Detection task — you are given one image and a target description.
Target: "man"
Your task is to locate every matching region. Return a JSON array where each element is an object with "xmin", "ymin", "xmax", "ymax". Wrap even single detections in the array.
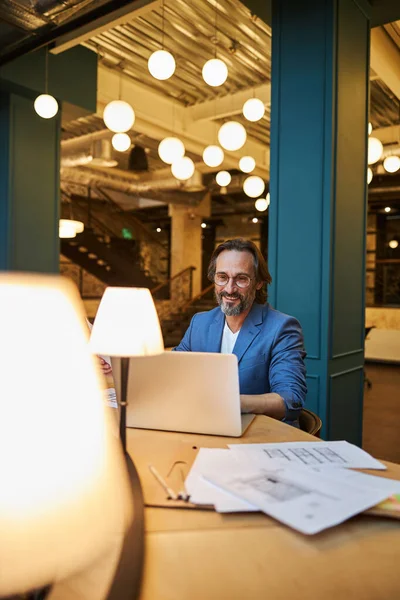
[{"xmin": 174, "ymin": 238, "xmax": 307, "ymax": 426}]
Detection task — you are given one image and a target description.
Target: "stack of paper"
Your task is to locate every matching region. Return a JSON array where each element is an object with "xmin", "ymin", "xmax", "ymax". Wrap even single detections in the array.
[{"xmin": 185, "ymin": 442, "xmax": 400, "ymax": 535}]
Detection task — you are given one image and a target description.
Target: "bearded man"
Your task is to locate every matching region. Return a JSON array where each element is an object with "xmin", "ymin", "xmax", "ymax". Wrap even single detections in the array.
[{"xmin": 173, "ymin": 238, "xmax": 307, "ymax": 426}]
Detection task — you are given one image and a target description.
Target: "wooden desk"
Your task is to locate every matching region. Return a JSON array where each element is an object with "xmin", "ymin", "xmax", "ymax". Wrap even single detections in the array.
[{"xmin": 51, "ymin": 416, "xmax": 400, "ymax": 600}]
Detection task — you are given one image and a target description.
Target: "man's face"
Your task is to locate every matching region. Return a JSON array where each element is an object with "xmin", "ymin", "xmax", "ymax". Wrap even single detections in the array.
[{"xmin": 214, "ymin": 250, "xmax": 263, "ymax": 316}]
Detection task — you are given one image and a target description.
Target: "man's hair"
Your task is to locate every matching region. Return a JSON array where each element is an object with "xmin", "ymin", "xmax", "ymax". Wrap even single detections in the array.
[{"xmin": 207, "ymin": 238, "xmax": 272, "ymax": 304}]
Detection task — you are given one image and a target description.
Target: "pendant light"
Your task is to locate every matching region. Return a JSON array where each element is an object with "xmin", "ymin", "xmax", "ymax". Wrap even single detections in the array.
[
  {"xmin": 243, "ymin": 175, "xmax": 265, "ymax": 198},
  {"xmin": 59, "ymin": 219, "xmax": 84, "ymax": 239},
  {"xmin": 158, "ymin": 137, "xmax": 185, "ymax": 164},
  {"xmin": 218, "ymin": 121, "xmax": 247, "ymax": 151},
  {"xmin": 203, "ymin": 145, "xmax": 224, "ymax": 168},
  {"xmin": 171, "ymin": 156, "xmax": 195, "ymax": 181},
  {"xmin": 148, "ymin": 1, "xmax": 176, "ymax": 80},
  {"xmin": 34, "ymin": 47, "xmax": 58, "ymax": 119},
  {"xmin": 243, "ymin": 98, "xmax": 265, "ymax": 122},
  {"xmin": 216, "ymin": 171, "xmax": 231, "ymax": 186},
  {"xmin": 367, "ymin": 168, "xmax": 373, "ymax": 185},
  {"xmin": 255, "ymin": 193, "xmax": 270, "ymax": 212},
  {"xmin": 202, "ymin": 1, "xmax": 228, "ymax": 87},
  {"xmin": 112, "ymin": 133, "xmax": 131, "ymax": 152},
  {"xmin": 239, "ymin": 156, "xmax": 255, "ymax": 173},
  {"xmin": 383, "ymin": 155, "xmax": 400, "ymax": 173},
  {"xmin": 368, "ymin": 137, "xmax": 383, "ymax": 165},
  {"xmin": 103, "ymin": 75, "xmax": 135, "ymax": 133}
]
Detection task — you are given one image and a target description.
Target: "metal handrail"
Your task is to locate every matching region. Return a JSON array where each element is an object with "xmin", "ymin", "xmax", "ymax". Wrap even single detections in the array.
[
  {"xmin": 180, "ymin": 283, "xmax": 214, "ymax": 313},
  {"xmin": 151, "ymin": 266, "xmax": 196, "ymax": 295}
]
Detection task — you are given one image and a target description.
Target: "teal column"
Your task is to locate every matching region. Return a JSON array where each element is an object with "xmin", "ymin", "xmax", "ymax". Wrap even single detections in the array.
[
  {"xmin": 0, "ymin": 46, "xmax": 97, "ymax": 273},
  {"xmin": 0, "ymin": 92, "xmax": 60, "ymax": 272},
  {"xmin": 269, "ymin": 0, "xmax": 370, "ymax": 443}
]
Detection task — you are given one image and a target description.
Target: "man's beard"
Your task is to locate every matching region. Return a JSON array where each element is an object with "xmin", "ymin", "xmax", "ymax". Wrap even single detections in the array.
[{"xmin": 215, "ymin": 289, "xmax": 254, "ymax": 316}]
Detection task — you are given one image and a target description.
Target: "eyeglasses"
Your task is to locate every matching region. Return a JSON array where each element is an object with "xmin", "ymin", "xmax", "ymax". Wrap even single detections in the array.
[{"xmin": 213, "ymin": 273, "xmax": 252, "ymax": 289}]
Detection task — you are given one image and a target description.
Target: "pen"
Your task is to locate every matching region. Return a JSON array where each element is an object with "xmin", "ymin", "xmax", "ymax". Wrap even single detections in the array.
[{"xmin": 148, "ymin": 464, "xmax": 178, "ymax": 500}]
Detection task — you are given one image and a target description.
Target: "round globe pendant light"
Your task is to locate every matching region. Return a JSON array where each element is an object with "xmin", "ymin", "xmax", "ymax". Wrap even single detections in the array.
[
  {"xmin": 383, "ymin": 155, "xmax": 400, "ymax": 173},
  {"xmin": 216, "ymin": 171, "xmax": 231, "ymax": 186},
  {"xmin": 389, "ymin": 239, "xmax": 399, "ymax": 249},
  {"xmin": 243, "ymin": 98, "xmax": 265, "ymax": 122},
  {"xmin": 158, "ymin": 137, "xmax": 185, "ymax": 164},
  {"xmin": 218, "ymin": 121, "xmax": 247, "ymax": 151},
  {"xmin": 367, "ymin": 167, "xmax": 373, "ymax": 185},
  {"xmin": 239, "ymin": 156, "xmax": 255, "ymax": 173},
  {"xmin": 255, "ymin": 194, "xmax": 270, "ymax": 212},
  {"xmin": 171, "ymin": 157, "xmax": 195, "ymax": 181},
  {"xmin": 148, "ymin": 49, "xmax": 176, "ymax": 80},
  {"xmin": 243, "ymin": 175, "xmax": 265, "ymax": 198},
  {"xmin": 112, "ymin": 133, "xmax": 131, "ymax": 152},
  {"xmin": 34, "ymin": 94, "xmax": 59, "ymax": 119},
  {"xmin": 103, "ymin": 100, "xmax": 135, "ymax": 133},
  {"xmin": 203, "ymin": 145, "xmax": 224, "ymax": 168},
  {"xmin": 368, "ymin": 137, "xmax": 383, "ymax": 165},
  {"xmin": 368, "ymin": 122, "xmax": 373, "ymax": 136},
  {"xmin": 202, "ymin": 58, "xmax": 228, "ymax": 87}
]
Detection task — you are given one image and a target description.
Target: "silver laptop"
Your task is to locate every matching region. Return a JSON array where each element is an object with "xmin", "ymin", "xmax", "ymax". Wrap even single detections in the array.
[{"xmin": 112, "ymin": 352, "xmax": 255, "ymax": 437}]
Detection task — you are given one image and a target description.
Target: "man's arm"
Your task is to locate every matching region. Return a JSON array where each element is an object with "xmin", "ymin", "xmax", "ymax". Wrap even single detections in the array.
[
  {"xmin": 241, "ymin": 317, "xmax": 307, "ymax": 421},
  {"xmin": 240, "ymin": 392, "xmax": 286, "ymax": 420},
  {"xmin": 172, "ymin": 314, "xmax": 196, "ymax": 351}
]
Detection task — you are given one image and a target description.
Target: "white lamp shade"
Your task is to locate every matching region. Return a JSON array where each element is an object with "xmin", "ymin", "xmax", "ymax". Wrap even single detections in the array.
[
  {"xmin": 0, "ymin": 273, "xmax": 131, "ymax": 596},
  {"xmin": 148, "ymin": 49, "xmax": 176, "ymax": 80},
  {"xmin": 368, "ymin": 137, "xmax": 383, "ymax": 165},
  {"xmin": 202, "ymin": 58, "xmax": 228, "ymax": 87},
  {"xmin": 59, "ymin": 222, "xmax": 77, "ymax": 238},
  {"xmin": 103, "ymin": 100, "xmax": 135, "ymax": 133},
  {"xmin": 239, "ymin": 156, "xmax": 255, "ymax": 173},
  {"xmin": 216, "ymin": 170, "xmax": 231, "ymax": 186},
  {"xmin": 34, "ymin": 94, "xmax": 58, "ymax": 119},
  {"xmin": 242, "ymin": 98, "xmax": 265, "ymax": 122},
  {"xmin": 203, "ymin": 145, "xmax": 224, "ymax": 167},
  {"xmin": 368, "ymin": 122, "xmax": 372, "ymax": 135},
  {"xmin": 243, "ymin": 175, "xmax": 265, "ymax": 198},
  {"xmin": 112, "ymin": 132, "xmax": 131, "ymax": 152},
  {"xmin": 171, "ymin": 156, "xmax": 195, "ymax": 181},
  {"xmin": 255, "ymin": 196, "xmax": 269, "ymax": 212},
  {"xmin": 383, "ymin": 155, "xmax": 400, "ymax": 173},
  {"xmin": 367, "ymin": 167, "xmax": 373, "ymax": 185},
  {"xmin": 59, "ymin": 219, "xmax": 84, "ymax": 234},
  {"xmin": 90, "ymin": 287, "xmax": 164, "ymax": 357},
  {"xmin": 158, "ymin": 137, "xmax": 185, "ymax": 164},
  {"xmin": 218, "ymin": 121, "xmax": 247, "ymax": 151}
]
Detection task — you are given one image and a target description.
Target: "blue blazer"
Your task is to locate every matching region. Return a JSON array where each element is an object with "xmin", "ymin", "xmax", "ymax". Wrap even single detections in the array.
[{"xmin": 174, "ymin": 302, "xmax": 307, "ymax": 423}]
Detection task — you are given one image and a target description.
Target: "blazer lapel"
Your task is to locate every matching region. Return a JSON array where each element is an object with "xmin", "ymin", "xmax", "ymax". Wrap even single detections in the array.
[
  {"xmin": 206, "ymin": 309, "xmax": 225, "ymax": 352},
  {"xmin": 233, "ymin": 303, "xmax": 264, "ymax": 364}
]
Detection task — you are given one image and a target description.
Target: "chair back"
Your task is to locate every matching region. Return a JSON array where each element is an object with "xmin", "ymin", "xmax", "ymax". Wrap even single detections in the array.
[{"xmin": 299, "ymin": 408, "xmax": 322, "ymax": 438}]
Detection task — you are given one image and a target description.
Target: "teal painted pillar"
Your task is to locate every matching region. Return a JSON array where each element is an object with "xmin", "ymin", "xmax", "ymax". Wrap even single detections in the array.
[
  {"xmin": 0, "ymin": 92, "xmax": 61, "ymax": 272},
  {"xmin": 269, "ymin": 0, "xmax": 370, "ymax": 443},
  {"xmin": 0, "ymin": 47, "xmax": 97, "ymax": 273}
]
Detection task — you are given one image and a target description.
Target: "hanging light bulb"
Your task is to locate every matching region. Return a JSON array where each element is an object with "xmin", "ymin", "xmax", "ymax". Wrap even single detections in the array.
[
  {"xmin": 59, "ymin": 222, "xmax": 76, "ymax": 239},
  {"xmin": 112, "ymin": 133, "xmax": 131, "ymax": 152},
  {"xmin": 202, "ymin": 58, "xmax": 228, "ymax": 87},
  {"xmin": 367, "ymin": 167, "xmax": 373, "ymax": 185},
  {"xmin": 103, "ymin": 100, "xmax": 135, "ymax": 133},
  {"xmin": 368, "ymin": 122, "xmax": 373, "ymax": 136},
  {"xmin": 203, "ymin": 145, "xmax": 224, "ymax": 168},
  {"xmin": 59, "ymin": 219, "xmax": 84, "ymax": 238},
  {"xmin": 243, "ymin": 98, "xmax": 265, "ymax": 122},
  {"xmin": 171, "ymin": 157, "xmax": 195, "ymax": 180},
  {"xmin": 389, "ymin": 240, "xmax": 399, "ymax": 249},
  {"xmin": 383, "ymin": 155, "xmax": 400, "ymax": 173},
  {"xmin": 158, "ymin": 137, "xmax": 185, "ymax": 164},
  {"xmin": 239, "ymin": 156, "xmax": 256, "ymax": 173},
  {"xmin": 216, "ymin": 171, "xmax": 231, "ymax": 186},
  {"xmin": 243, "ymin": 175, "xmax": 265, "ymax": 198},
  {"xmin": 148, "ymin": 49, "xmax": 176, "ymax": 80},
  {"xmin": 218, "ymin": 122, "xmax": 247, "ymax": 151},
  {"xmin": 34, "ymin": 94, "xmax": 58, "ymax": 119},
  {"xmin": 368, "ymin": 137, "xmax": 383, "ymax": 165},
  {"xmin": 255, "ymin": 194, "xmax": 270, "ymax": 212}
]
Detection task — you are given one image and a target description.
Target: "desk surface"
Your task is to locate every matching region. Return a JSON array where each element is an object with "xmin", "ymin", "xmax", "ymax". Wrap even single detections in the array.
[{"xmin": 51, "ymin": 417, "xmax": 400, "ymax": 600}]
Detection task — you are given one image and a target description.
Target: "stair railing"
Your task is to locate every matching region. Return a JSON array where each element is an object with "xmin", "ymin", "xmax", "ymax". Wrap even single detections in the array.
[
  {"xmin": 180, "ymin": 282, "xmax": 215, "ymax": 314},
  {"xmin": 151, "ymin": 266, "xmax": 196, "ymax": 309}
]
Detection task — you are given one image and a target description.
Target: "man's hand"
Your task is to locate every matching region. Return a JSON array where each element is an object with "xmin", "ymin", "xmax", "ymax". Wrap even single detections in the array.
[
  {"xmin": 98, "ymin": 357, "xmax": 112, "ymax": 376},
  {"xmin": 240, "ymin": 393, "xmax": 286, "ymax": 421}
]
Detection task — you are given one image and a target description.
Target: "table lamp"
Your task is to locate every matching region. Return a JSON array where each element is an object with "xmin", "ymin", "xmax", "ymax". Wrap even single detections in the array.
[
  {"xmin": 0, "ymin": 273, "xmax": 133, "ymax": 598},
  {"xmin": 89, "ymin": 287, "xmax": 164, "ymax": 454}
]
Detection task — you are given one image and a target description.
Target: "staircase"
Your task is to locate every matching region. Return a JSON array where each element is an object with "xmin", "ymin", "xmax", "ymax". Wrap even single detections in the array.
[
  {"xmin": 61, "ymin": 228, "xmax": 165, "ymax": 291},
  {"xmin": 161, "ymin": 293, "xmax": 216, "ymax": 348}
]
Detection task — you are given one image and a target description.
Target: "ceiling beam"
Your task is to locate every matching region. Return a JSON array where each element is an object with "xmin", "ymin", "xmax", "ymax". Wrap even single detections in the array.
[
  {"xmin": 370, "ymin": 27, "xmax": 400, "ymax": 100},
  {"xmin": 186, "ymin": 83, "xmax": 271, "ymax": 122},
  {"xmin": 97, "ymin": 66, "xmax": 269, "ymax": 177},
  {"xmin": 51, "ymin": 0, "xmax": 160, "ymax": 55},
  {"xmin": 372, "ymin": 124, "xmax": 400, "ymax": 145}
]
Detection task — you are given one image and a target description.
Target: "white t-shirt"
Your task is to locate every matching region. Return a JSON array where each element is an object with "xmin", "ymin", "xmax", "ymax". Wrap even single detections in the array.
[{"xmin": 220, "ymin": 320, "xmax": 240, "ymax": 354}]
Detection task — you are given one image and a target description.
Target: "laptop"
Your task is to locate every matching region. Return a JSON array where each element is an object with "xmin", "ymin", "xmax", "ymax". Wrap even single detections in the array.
[{"xmin": 112, "ymin": 352, "xmax": 255, "ymax": 437}]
